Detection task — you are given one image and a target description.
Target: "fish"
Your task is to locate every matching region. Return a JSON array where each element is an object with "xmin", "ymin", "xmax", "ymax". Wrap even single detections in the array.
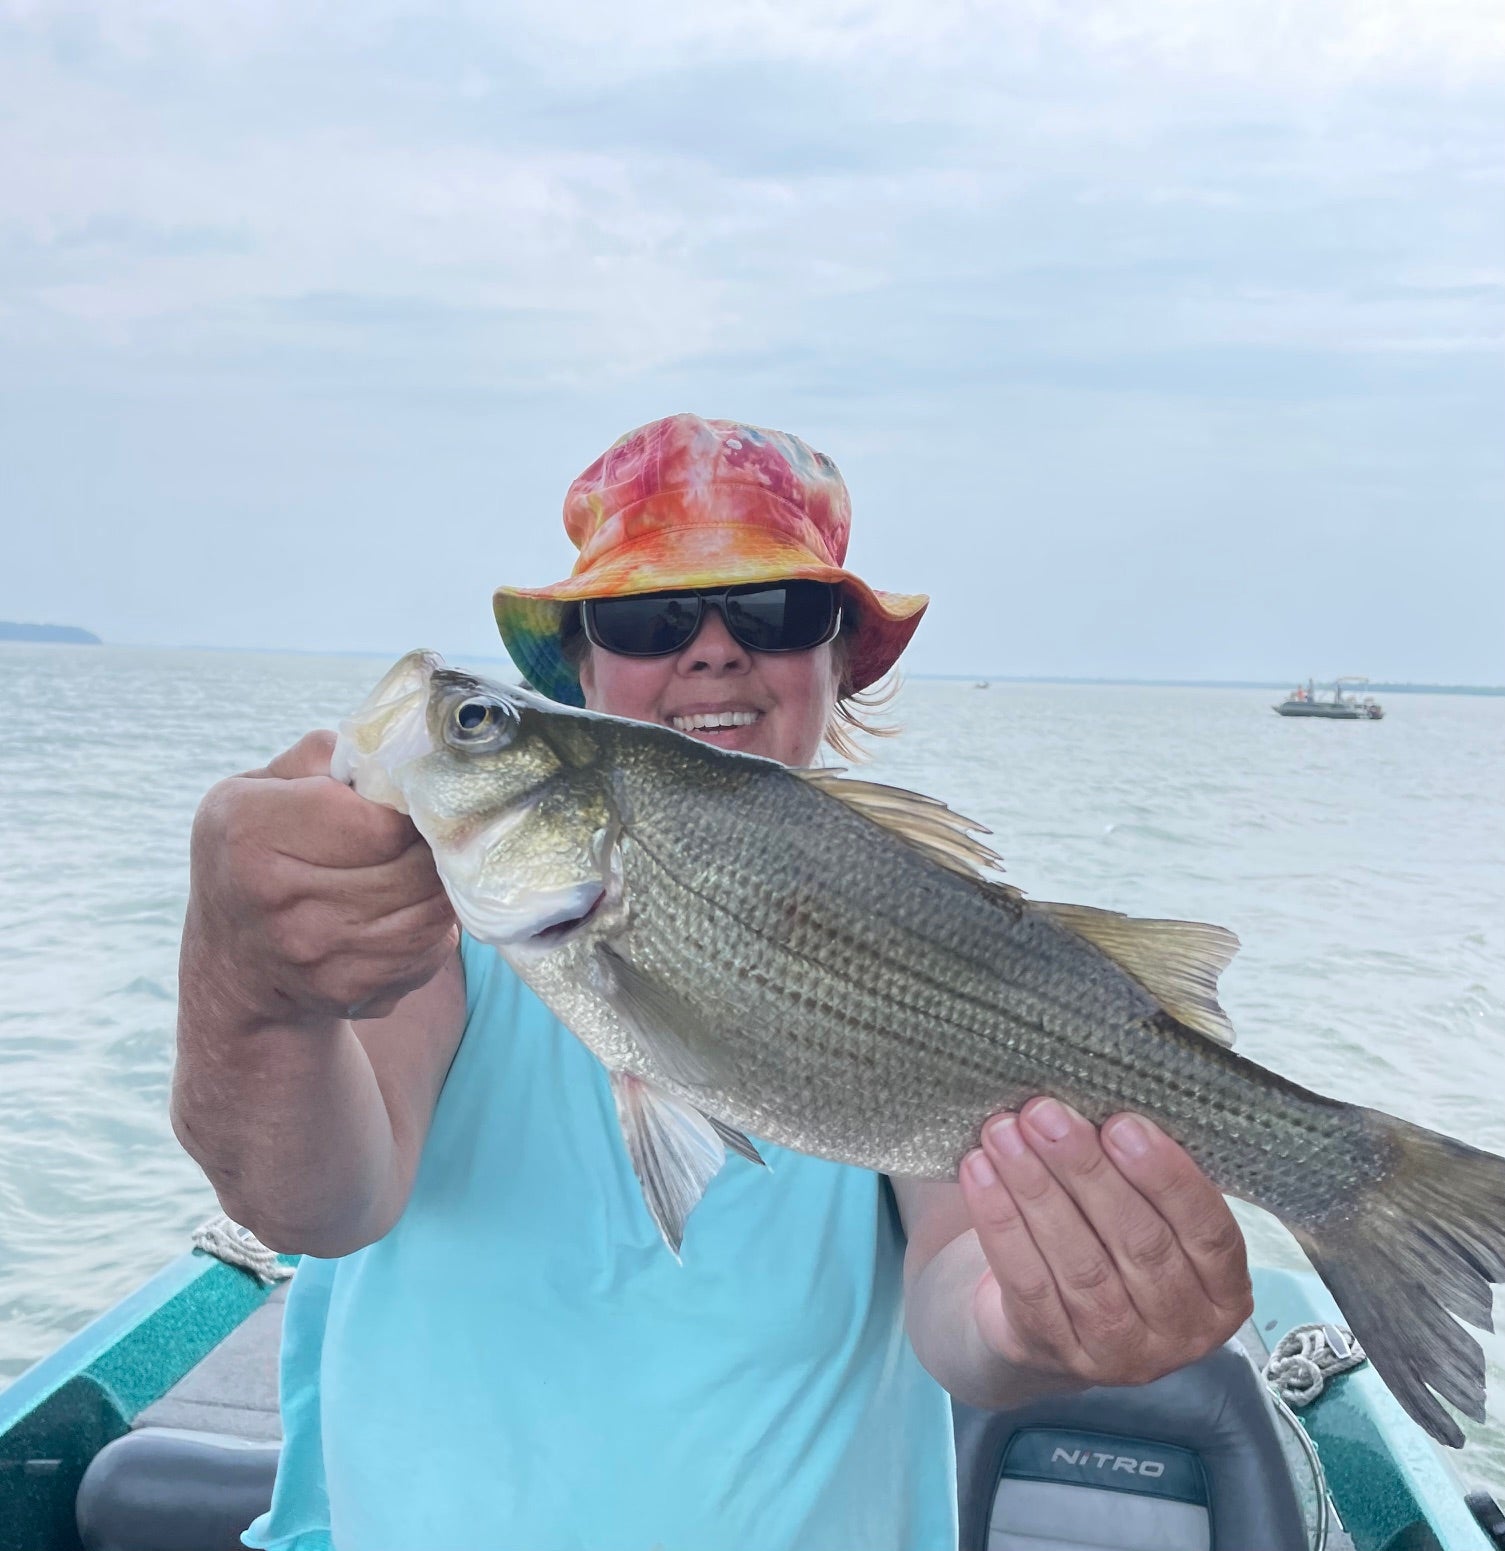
[{"xmin": 332, "ymin": 649, "xmax": 1505, "ymax": 1450}]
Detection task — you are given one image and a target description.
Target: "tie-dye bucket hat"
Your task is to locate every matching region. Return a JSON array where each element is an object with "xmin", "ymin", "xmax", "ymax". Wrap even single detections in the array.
[{"xmin": 493, "ymin": 412, "xmax": 929, "ymax": 707}]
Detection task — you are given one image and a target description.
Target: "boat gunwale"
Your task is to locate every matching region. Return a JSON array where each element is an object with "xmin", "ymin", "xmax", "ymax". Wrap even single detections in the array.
[
  {"xmin": 1252, "ymin": 1267, "xmax": 1492, "ymax": 1551},
  {"xmin": 0, "ymin": 1248, "xmax": 288, "ymax": 1551}
]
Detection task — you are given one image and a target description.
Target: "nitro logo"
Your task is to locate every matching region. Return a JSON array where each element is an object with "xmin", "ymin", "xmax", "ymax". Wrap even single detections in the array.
[{"xmin": 1050, "ymin": 1446, "xmax": 1166, "ymax": 1479}]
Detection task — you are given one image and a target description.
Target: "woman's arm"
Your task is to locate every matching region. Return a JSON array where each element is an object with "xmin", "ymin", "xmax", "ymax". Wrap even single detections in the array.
[{"xmin": 172, "ymin": 732, "xmax": 465, "ymax": 1257}]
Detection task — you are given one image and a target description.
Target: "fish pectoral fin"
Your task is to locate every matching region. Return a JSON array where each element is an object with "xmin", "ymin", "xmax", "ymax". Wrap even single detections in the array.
[
  {"xmin": 609, "ymin": 1071, "xmax": 763, "ymax": 1255},
  {"xmin": 592, "ymin": 941, "xmax": 730, "ymax": 1090},
  {"xmin": 1036, "ymin": 902, "xmax": 1240, "ymax": 1047},
  {"xmin": 794, "ymin": 769, "xmax": 1015, "ymax": 890}
]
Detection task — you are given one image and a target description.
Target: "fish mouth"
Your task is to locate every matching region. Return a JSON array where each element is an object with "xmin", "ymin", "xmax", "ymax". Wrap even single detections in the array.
[{"xmin": 332, "ymin": 650, "xmax": 445, "ymax": 811}]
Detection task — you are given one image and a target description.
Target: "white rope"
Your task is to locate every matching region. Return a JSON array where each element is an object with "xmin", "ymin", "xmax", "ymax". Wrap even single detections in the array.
[
  {"xmin": 1264, "ymin": 1321, "xmax": 1366, "ymax": 1409},
  {"xmin": 191, "ymin": 1213, "xmax": 294, "ymax": 1286}
]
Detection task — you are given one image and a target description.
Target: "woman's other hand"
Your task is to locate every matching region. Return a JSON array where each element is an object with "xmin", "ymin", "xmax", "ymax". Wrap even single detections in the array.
[{"xmin": 957, "ymin": 1098, "xmax": 1253, "ymax": 1390}]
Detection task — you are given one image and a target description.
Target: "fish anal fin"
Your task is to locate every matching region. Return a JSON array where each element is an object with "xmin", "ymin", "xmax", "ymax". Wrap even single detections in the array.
[
  {"xmin": 796, "ymin": 770, "xmax": 1010, "ymax": 887},
  {"xmin": 608, "ymin": 1071, "xmax": 762, "ymax": 1255},
  {"xmin": 1036, "ymin": 902, "xmax": 1240, "ymax": 1047}
]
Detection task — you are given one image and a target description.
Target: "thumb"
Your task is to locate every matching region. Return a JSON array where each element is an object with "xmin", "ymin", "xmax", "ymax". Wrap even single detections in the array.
[{"xmin": 244, "ymin": 730, "xmax": 339, "ymax": 782}]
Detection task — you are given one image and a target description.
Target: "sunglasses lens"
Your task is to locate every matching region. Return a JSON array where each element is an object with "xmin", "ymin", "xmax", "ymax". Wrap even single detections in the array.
[
  {"xmin": 723, "ymin": 581, "xmax": 838, "ymax": 651},
  {"xmin": 586, "ymin": 593, "xmax": 703, "ymax": 655}
]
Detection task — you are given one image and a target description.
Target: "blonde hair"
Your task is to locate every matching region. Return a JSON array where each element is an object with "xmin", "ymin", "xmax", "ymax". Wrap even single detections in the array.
[
  {"xmin": 559, "ymin": 603, "xmax": 901, "ymax": 762},
  {"xmin": 824, "ymin": 626, "xmax": 899, "ymax": 762}
]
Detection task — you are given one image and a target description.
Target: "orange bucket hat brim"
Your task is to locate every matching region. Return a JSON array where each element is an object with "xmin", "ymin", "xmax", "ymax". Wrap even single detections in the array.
[{"xmin": 493, "ymin": 415, "xmax": 927, "ymax": 708}]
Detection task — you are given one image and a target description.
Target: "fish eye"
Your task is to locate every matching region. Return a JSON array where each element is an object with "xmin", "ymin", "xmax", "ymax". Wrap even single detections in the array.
[{"xmin": 445, "ymin": 695, "xmax": 516, "ymax": 751}]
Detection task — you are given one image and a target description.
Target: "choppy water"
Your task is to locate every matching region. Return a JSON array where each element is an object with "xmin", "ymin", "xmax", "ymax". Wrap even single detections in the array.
[{"xmin": 2, "ymin": 644, "xmax": 1502, "ymax": 1492}]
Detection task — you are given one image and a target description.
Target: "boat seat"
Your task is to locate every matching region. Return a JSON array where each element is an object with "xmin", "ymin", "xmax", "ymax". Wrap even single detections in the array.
[
  {"xmin": 954, "ymin": 1339, "xmax": 1310, "ymax": 1551},
  {"xmin": 75, "ymin": 1427, "xmax": 279, "ymax": 1551}
]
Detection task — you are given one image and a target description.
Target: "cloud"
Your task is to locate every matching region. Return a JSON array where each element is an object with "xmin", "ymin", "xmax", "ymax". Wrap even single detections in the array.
[
  {"xmin": 10, "ymin": 0, "xmax": 1501, "ymax": 84},
  {"xmin": 0, "ymin": 0, "xmax": 1500, "ymax": 676}
]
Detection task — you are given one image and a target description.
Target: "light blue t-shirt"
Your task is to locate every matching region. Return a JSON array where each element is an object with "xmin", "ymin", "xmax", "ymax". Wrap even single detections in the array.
[{"xmin": 244, "ymin": 933, "xmax": 958, "ymax": 1551}]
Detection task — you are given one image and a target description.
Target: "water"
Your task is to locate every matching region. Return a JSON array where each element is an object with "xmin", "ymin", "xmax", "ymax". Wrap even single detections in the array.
[{"xmin": 2, "ymin": 643, "xmax": 1502, "ymax": 1491}]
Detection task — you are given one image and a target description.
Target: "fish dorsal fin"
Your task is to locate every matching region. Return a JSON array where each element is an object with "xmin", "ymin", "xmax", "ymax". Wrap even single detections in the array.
[
  {"xmin": 1036, "ymin": 902, "xmax": 1240, "ymax": 1047},
  {"xmin": 796, "ymin": 769, "xmax": 1012, "ymax": 888},
  {"xmin": 796, "ymin": 770, "xmax": 1235, "ymax": 1042}
]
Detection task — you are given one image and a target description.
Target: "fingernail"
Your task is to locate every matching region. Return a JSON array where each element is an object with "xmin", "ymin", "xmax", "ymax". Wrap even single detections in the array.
[
  {"xmin": 1106, "ymin": 1115, "xmax": 1152, "ymax": 1159},
  {"xmin": 1027, "ymin": 1098, "xmax": 1072, "ymax": 1141},
  {"xmin": 985, "ymin": 1115, "xmax": 1025, "ymax": 1158},
  {"xmin": 966, "ymin": 1149, "xmax": 998, "ymax": 1188}
]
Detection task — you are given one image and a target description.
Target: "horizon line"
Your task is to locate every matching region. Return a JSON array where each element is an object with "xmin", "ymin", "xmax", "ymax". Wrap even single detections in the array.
[{"xmin": 3, "ymin": 634, "xmax": 1503, "ymax": 694}]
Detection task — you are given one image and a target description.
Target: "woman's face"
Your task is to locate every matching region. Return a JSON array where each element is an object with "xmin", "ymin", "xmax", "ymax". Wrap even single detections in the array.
[{"xmin": 578, "ymin": 605, "xmax": 841, "ymax": 769}]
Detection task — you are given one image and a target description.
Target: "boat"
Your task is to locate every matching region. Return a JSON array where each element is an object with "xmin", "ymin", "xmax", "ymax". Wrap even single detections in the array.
[
  {"xmin": 1275, "ymin": 678, "xmax": 1385, "ymax": 720},
  {"xmin": 3, "ymin": 1228, "xmax": 1501, "ymax": 1551}
]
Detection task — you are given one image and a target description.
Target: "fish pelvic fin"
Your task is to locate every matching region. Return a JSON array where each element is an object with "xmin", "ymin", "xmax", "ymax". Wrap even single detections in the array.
[
  {"xmin": 608, "ymin": 1071, "xmax": 765, "ymax": 1256},
  {"xmin": 1296, "ymin": 1112, "xmax": 1505, "ymax": 1448},
  {"xmin": 1035, "ymin": 903, "xmax": 1240, "ymax": 1047},
  {"xmin": 795, "ymin": 770, "xmax": 1016, "ymax": 891}
]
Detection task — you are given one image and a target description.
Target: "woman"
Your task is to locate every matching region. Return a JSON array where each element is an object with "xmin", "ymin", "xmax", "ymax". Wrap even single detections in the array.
[{"xmin": 176, "ymin": 414, "xmax": 1251, "ymax": 1551}]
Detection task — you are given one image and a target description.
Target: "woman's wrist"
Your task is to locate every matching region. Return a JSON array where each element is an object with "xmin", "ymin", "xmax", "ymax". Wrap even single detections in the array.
[{"xmin": 906, "ymin": 1229, "xmax": 1088, "ymax": 1411}]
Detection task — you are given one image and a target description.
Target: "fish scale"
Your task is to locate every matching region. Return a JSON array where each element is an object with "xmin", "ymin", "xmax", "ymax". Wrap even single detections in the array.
[{"xmin": 334, "ymin": 650, "xmax": 1505, "ymax": 1450}]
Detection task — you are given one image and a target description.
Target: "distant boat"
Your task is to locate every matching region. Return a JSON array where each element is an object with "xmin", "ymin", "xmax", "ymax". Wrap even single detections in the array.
[
  {"xmin": 974, "ymin": 681, "xmax": 990, "ymax": 690},
  {"xmin": 1275, "ymin": 677, "xmax": 1384, "ymax": 720}
]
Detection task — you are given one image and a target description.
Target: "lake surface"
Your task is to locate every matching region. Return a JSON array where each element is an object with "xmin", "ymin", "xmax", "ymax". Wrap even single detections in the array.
[{"xmin": 2, "ymin": 643, "xmax": 1502, "ymax": 1491}]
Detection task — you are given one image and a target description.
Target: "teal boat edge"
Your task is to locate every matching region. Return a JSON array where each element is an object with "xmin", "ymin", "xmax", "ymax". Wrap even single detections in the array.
[
  {"xmin": 0, "ymin": 1248, "xmax": 292, "ymax": 1551},
  {"xmin": 1252, "ymin": 1266, "xmax": 1492, "ymax": 1551}
]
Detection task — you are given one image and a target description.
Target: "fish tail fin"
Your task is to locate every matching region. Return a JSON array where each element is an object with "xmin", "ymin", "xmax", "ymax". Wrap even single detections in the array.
[{"xmin": 1295, "ymin": 1112, "xmax": 1505, "ymax": 1448}]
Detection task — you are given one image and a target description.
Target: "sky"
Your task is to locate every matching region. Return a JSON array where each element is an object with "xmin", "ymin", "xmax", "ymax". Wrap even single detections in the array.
[{"xmin": 2, "ymin": 0, "xmax": 1502, "ymax": 682}]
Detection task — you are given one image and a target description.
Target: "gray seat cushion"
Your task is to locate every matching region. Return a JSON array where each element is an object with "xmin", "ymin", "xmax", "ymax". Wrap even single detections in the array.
[{"xmin": 75, "ymin": 1426, "xmax": 278, "ymax": 1551}]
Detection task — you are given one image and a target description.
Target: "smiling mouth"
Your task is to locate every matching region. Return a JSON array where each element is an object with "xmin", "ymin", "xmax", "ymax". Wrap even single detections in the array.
[{"xmin": 670, "ymin": 710, "xmax": 762, "ymax": 733}]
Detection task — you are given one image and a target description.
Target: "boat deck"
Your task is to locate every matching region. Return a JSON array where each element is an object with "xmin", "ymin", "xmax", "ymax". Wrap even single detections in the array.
[{"xmin": 133, "ymin": 1282, "xmax": 286, "ymax": 1443}]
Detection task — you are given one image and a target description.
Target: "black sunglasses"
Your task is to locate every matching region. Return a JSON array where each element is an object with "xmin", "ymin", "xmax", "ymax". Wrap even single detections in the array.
[{"xmin": 580, "ymin": 580, "xmax": 842, "ymax": 659}]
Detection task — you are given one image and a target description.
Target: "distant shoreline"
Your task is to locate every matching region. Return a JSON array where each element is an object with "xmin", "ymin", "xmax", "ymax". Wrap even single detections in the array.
[
  {"xmin": 3, "ymin": 636, "xmax": 1499, "ymax": 695},
  {"xmin": 917, "ymin": 674, "xmax": 1505, "ymax": 697},
  {"xmin": 0, "ymin": 622, "xmax": 101, "ymax": 645}
]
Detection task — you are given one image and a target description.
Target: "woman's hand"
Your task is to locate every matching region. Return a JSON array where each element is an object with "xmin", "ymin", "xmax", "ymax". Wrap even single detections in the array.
[
  {"xmin": 184, "ymin": 730, "xmax": 458, "ymax": 1030},
  {"xmin": 957, "ymin": 1097, "xmax": 1253, "ymax": 1390}
]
